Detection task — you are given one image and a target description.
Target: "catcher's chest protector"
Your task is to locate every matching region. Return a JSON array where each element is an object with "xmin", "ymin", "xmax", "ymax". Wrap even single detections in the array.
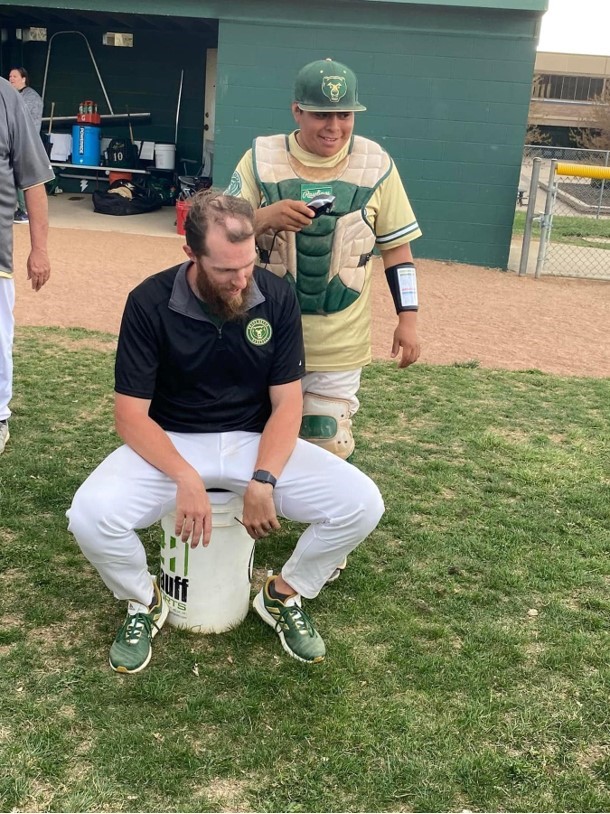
[{"xmin": 253, "ymin": 135, "xmax": 391, "ymax": 315}]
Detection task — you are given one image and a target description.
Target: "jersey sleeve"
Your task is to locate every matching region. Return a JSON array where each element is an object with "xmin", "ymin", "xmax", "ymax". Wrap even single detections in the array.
[
  {"xmin": 224, "ymin": 149, "xmax": 262, "ymax": 207},
  {"xmin": 114, "ymin": 293, "xmax": 161, "ymax": 399},
  {"xmin": 10, "ymin": 92, "xmax": 54, "ymax": 190},
  {"xmin": 268, "ymin": 283, "xmax": 305, "ymax": 386},
  {"xmin": 370, "ymin": 163, "xmax": 422, "ymax": 250},
  {"xmin": 22, "ymin": 88, "xmax": 43, "ymax": 132}
]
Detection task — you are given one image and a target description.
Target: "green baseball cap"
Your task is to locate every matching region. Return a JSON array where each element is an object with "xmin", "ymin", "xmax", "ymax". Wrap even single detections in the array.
[{"xmin": 294, "ymin": 58, "xmax": 367, "ymax": 112}]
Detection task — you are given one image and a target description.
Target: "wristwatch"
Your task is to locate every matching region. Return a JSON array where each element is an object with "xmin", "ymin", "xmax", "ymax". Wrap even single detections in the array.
[{"xmin": 251, "ymin": 469, "xmax": 277, "ymax": 488}]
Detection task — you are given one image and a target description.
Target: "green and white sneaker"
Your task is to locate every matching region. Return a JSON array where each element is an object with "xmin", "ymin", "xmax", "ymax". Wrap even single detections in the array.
[
  {"xmin": 253, "ymin": 576, "xmax": 326, "ymax": 664},
  {"xmin": 109, "ymin": 578, "xmax": 168, "ymax": 674}
]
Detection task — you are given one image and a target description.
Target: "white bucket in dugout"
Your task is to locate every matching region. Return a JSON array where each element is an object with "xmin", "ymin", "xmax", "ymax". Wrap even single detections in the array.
[
  {"xmin": 160, "ymin": 491, "xmax": 254, "ymax": 633},
  {"xmin": 154, "ymin": 142, "xmax": 175, "ymax": 170}
]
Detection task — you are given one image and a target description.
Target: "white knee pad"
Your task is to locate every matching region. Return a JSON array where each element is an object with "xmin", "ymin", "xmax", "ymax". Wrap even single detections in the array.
[{"xmin": 300, "ymin": 393, "xmax": 355, "ymax": 460}]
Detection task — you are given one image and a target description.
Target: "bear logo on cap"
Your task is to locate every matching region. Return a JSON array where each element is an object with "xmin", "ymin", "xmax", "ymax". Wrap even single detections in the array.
[
  {"xmin": 294, "ymin": 58, "xmax": 367, "ymax": 112},
  {"xmin": 322, "ymin": 75, "xmax": 348, "ymax": 103}
]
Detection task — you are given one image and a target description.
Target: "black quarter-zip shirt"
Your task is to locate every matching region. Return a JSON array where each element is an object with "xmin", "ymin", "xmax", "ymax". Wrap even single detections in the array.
[{"xmin": 115, "ymin": 261, "xmax": 305, "ymax": 433}]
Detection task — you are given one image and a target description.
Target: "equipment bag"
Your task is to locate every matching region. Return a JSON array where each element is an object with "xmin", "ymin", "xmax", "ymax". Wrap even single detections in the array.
[{"xmin": 92, "ymin": 180, "xmax": 163, "ymax": 216}]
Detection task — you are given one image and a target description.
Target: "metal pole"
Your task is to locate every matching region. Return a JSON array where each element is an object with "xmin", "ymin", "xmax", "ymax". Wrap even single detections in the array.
[
  {"xmin": 597, "ymin": 179, "xmax": 605, "ymax": 219},
  {"xmin": 83, "ymin": 33, "xmax": 114, "ymax": 114},
  {"xmin": 41, "ymin": 113, "xmax": 150, "ymax": 124},
  {"xmin": 518, "ymin": 157, "xmax": 541, "ymax": 277},
  {"xmin": 175, "ymin": 70, "xmax": 184, "ymax": 145},
  {"xmin": 42, "ymin": 31, "xmax": 114, "ymax": 114},
  {"xmin": 597, "ymin": 150, "xmax": 610, "ymax": 220},
  {"xmin": 535, "ymin": 159, "xmax": 558, "ymax": 279},
  {"xmin": 41, "ymin": 33, "xmax": 53, "ymax": 105}
]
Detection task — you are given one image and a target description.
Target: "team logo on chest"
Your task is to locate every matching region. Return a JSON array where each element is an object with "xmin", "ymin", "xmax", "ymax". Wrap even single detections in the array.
[
  {"xmin": 246, "ymin": 318, "xmax": 272, "ymax": 346},
  {"xmin": 226, "ymin": 170, "xmax": 242, "ymax": 196}
]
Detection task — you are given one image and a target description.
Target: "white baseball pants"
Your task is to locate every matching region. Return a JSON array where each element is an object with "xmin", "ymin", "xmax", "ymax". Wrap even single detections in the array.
[
  {"xmin": 67, "ymin": 431, "xmax": 384, "ymax": 604},
  {"xmin": 0, "ymin": 278, "xmax": 15, "ymax": 421},
  {"xmin": 301, "ymin": 369, "xmax": 362, "ymax": 415}
]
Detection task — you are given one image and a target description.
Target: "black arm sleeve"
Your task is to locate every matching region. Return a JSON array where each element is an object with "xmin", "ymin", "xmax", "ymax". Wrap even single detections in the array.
[{"xmin": 384, "ymin": 262, "xmax": 419, "ymax": 313}]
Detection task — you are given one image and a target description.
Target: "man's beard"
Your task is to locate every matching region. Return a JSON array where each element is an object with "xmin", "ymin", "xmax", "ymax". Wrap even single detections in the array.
[{"xmin": 195, "ymin": 262, "xmax": 252, "ymax": 322}]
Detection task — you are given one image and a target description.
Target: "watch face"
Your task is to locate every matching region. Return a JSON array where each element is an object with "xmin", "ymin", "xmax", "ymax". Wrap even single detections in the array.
[{"xmin": 253, "ymin": 470, "xmax": 276, "ymax": 486}]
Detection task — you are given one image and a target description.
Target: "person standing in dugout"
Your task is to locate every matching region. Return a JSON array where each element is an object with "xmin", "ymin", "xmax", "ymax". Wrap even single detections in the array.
[
  {"xmin": 67, "ymin": 191, "xmax": 384, "ymax": 674},
  {"xmin": 226, "ymin": 57, "xmax": 422, "ymax": 579},
  {"xmin": 8, "ymin": 67, "xmax": 44, "ymax": 224}
]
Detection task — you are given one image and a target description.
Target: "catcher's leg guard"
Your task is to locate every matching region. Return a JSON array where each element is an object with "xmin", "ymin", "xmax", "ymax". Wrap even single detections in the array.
[{"xmin": 300, "ymin": 393, "xmax": 355, "ymax": 460}]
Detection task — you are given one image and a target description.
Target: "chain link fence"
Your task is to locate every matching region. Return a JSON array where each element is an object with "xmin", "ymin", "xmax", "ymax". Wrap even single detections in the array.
[{"xmin": 518, "ymin": 147, "xmax": 610, "ymax": 280}]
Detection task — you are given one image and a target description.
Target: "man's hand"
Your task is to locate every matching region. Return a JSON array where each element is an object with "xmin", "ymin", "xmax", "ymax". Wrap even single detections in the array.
[
  {"xmin": 174, "ymin": 469, "xmax": 212, "ymax": 548},
  {"xmin": 26, "ymin": 247, "xmax": 50, "ymax": 292},
  {"xmin": 391, "ymin": 312, "xmax": 421, "ymax": 368},
  {"xmin": 23, "ymin": 184, "xmax": 50, "ymax": 291},
  {"xmin": 255, "ymin": 200, "xmax": 314, "ymax": 234},
  {"xmin": 242, "ymin": 480, "xmax": 281, "ymax": 540}
]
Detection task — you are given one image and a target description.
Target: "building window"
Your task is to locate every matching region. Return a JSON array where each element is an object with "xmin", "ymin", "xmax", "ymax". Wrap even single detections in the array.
[{"xmin": 532, "ymin": 73, "xmax": 605, "ymax": 102}]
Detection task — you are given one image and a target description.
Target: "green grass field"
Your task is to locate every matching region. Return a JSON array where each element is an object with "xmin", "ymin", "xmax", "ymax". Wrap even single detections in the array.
[
  {"xmin": 513, "ymin": 211, "xmax": 610, "ymax": 250},
  {"xmin": 1, "ymin": 327, "xmax": 609, "ymax": 812}
]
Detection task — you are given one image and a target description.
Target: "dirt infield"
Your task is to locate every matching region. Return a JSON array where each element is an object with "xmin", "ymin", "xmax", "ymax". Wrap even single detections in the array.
[{"xmin": 12, "ymin": 225, "xmax": 610, "ymax": 378}]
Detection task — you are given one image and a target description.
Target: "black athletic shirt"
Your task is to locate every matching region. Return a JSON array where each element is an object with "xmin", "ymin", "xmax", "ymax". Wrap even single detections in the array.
[{"xmin": 115, "ymin": 262, "xmax": 305, "ymax": 433}]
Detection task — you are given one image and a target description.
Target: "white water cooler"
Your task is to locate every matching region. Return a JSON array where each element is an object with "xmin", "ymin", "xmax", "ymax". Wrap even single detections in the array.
[{"xmin": 160, "ymin": 491, "xmax": 254, "ymax": 633}]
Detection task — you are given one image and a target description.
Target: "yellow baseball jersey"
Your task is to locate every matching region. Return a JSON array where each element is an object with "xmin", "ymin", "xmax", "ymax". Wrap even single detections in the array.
[{"xmin": 227, "ymin": 132, "xmax": 422, "ymax": 371}]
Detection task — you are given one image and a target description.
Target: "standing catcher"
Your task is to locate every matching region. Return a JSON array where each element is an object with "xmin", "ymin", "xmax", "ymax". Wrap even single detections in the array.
[{"xmin": 226, "ymin": 57, "xmax": 421, "ymax": 578}]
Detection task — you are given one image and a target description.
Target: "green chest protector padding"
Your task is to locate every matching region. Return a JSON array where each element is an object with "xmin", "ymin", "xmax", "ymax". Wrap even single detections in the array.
[
  {"xmin": 253, "ymin": 135, "xmax": 392, "ymax": 315},
  {"xmin": 265, "ymin": 178, "xmax": 375, "ymax": 314}
]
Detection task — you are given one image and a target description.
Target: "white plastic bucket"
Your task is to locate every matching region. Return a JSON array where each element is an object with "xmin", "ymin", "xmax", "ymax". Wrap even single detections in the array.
[
  {"xmin": 154, "ymin": 143, "xmax": 175, "ymax": 170},
  {"xmin": 160, "ymin": 491, "xmax": 254, "ymax": 633}
]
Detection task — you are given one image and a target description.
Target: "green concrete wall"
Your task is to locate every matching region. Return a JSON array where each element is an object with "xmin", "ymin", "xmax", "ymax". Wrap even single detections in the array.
[
  {"xmin": 215, "ymin": 8, "xmax": 539, "ymax": 268},
  {"xmin": 1, "ymin": 0, "xmax": 543, "ymax": 267}
]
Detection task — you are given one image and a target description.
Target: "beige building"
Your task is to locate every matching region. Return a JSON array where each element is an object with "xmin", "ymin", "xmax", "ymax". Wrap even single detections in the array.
[{"xmin": 529, "ymin": 52, "xmax": 610, "ymax": 141}]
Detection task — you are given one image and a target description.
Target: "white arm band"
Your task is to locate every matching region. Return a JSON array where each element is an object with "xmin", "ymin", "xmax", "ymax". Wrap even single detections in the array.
[{"xmin": 384, "ymin": 262, "xmax": 419, "ymax": 312}]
